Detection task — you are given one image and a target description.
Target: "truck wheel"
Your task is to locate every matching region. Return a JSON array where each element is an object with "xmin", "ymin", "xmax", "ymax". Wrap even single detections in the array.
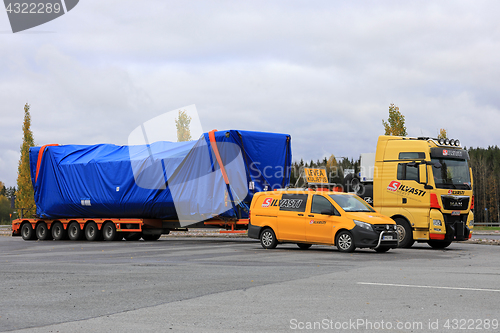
[
  {"xmin": 142, "ymin": 234, "xmax": 161, "ymax": 241},
  {"xmin": 124, "ymin": 232, "xmax": 142, "ymax": 241},
  {"xmin": 260, "ymin": 228, "xmax": 278, "ymax": 249},
  {"xmin": 395, "ymin": 218, "xmax": 414, "ymax": 248},
  {"xmin": 68, "ymin": 222, "xmax": 83, "ymax": 241},
  {"xmin": 52, "ymin": 222, "xmax": 67, "ymax": 240},
  {"xmin": 297, "ymin": 243, "xmax": 312, "ymax": 250},
  {"xmin": 427, "ymin": 240, "xmax": 452, "ymax": 249},
  {"xmin": 21, "ymin": 223, "xmax": 36, "ymax": 241},
  {"xmin": 85, "ymin": 222, "xmax": 101, "ymax": 241},
  {"xmin": 375, "ymin": 246, "xmax": 390, "ymax": 253},
  {"xmin": 102, "ymin": 222, "xmax": 118, "ymax": 241},
  {"xmin": 336, "ymin": 230, "xmax": 356, "ymax": 252},
  {"xmin": 36, "ymin": 223, "xmax": 52, "ymax": 240}
]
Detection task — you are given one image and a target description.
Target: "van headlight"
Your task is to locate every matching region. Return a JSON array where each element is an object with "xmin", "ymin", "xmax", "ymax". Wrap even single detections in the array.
[
  {"xmin": 433, "ymin": 219, "xmax": 442, "ymax": 226},
  {"xmin": 354, "ymin": 220, "xmax": 373, "ymax": 231}
]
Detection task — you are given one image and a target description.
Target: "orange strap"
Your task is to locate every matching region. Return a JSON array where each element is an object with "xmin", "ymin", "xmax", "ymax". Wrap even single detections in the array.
[
  {"xmin": 208, "ymin": 130, "xmax": 229, "ymax": 185},
  {"xmin": 35, "ymin": 144, "xmax": 59, "ymax": 183}
]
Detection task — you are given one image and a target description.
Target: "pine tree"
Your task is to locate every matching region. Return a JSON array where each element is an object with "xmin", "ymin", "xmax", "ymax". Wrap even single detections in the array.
[
  {"xmin": 175, "ymin": 110, "xmax": 192, "ymax": 142},
  {"xmin": 16, "ymin": 103, "xmax": 36, "ymax": 218}
]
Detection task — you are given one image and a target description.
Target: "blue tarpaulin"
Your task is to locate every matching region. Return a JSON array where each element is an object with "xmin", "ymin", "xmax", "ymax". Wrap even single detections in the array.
[{"xmin": 31, "ymin": 130, "xmax": 291, "ymax": 223}]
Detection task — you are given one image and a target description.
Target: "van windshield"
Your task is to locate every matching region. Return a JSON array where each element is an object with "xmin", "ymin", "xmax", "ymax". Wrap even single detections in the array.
[{"xmin": 329, "ymin": 194, "xmax": 375, "ymax": 212}]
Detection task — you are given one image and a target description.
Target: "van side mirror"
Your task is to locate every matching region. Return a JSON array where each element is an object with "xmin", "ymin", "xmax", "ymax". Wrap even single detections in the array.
[{"xmin": 321, "ymin": 209, "xmax": 335, "ymax": 215}]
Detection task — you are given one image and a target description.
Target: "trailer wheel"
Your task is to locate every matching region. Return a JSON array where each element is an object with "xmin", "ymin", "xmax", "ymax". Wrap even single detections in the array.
[
  {"xmin": 52, "ymin": 222, "xmax": 66, "ymax": 240},
  {"xmin": 260, "ymin": 228, "xmax": 277, "ymax": 249},
  {"xmin": 394, "ymin": 218, "xmax": 414, "ymax": 248},
  {"xmin": 85, "ymin": 222, "xmax": 101, "ymax": 241},
  {"xmin": 142, "ymin": 234, "xmax": 161, "ymax": 241},
  {"xmin": 36, "ymin": 223, "xmax": 52, "ymax": 241},
  {"xmin": 21, "ymin": 223, "xmax": 36, "ymax": 241},
  {"xmin": 336, "ymin": 230, "xmax": 356, "ymax": 252},
  {"xmin": 68, "ymin": 222, "xmax": 83, "ymax": 241},
  {"xmin": 102, "ymin": 222, "xmax": 118, "ymax": 241},
  {"xmin": 297, "ymin": 243, "xmax": 312, "ymax": 250},
  {"xmin": 427, "ymin": 240, "xmax": 452, "ymax": 249}
]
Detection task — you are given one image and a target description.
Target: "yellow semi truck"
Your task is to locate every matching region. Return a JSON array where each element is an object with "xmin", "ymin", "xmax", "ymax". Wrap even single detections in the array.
[{"xmin": 349, "ymin": 136, "xmax": 474, "ymax": 249}]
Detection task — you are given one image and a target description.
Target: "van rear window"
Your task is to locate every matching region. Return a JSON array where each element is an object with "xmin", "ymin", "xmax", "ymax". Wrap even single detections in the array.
[{"xmin": 279, "ymin": 194, "xmax": 308, "ymax": 212}]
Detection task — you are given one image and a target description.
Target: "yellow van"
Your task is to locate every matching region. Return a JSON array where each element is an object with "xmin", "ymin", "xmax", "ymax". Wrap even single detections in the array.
[{"xmin": 248, "ymin": 190, "xmax": 398, "ymax": 252}]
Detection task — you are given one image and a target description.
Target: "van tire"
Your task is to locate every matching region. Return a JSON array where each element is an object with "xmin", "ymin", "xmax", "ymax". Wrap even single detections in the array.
[
  {"xmin": 260, "ymin": 228, "xmax": 278, "ymax": 249},
  {"xmin": 336, "ymin": 230, "xmax": 356, "ymax": 252},
  {"xmin": 297, "ymin": 243, "xmax": 312, "ymax": 250},
  {"xmin": 395, "ymin": 218, "xmax": 414, "ymax": 248}
]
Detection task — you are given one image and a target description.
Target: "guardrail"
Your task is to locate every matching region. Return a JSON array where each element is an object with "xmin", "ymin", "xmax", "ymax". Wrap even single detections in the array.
[{"xmin": 474, "ymin": 222, "xmax": 500, "ymax": 227}]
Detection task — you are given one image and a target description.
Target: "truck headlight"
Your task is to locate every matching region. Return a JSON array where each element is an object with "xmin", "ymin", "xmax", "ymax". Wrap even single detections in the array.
[
  {"xmin": 354, "ymin": 220, "xmax": 373, "ymax": 231},
  {"xmin": 433, "ymin": 219, "xmax": 442, "ymax": 226}
]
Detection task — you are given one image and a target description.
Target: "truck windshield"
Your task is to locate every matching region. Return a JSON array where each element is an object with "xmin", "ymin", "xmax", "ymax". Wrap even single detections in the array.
[
  {"xmin": 329, "ymin": 194, "xmax": 375, "ymax": 212},
  {"xmin": 431, "ymin": 158, "xmax": 471, "ymax": 190}
]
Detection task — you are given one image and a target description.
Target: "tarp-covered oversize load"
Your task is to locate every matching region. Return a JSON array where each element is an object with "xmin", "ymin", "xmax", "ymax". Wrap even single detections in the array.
[{"xmin": 30, "ymin": 130, "xmax": 291, "ymax": 223}]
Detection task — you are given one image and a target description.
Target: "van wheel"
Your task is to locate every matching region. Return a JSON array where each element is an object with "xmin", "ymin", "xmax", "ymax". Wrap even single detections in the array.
[
  {"xmin": 297, "ymin": 243, "xmax": 312, "ymax": 250},
  {"xmin": 427, "ymin": 240, "xmax": 452, "ymax": 249},
  {"xmin": 260, "ymin": 228, "xmax": 277, "ymax": 249},
  {"xmin": 395, "ymin": 218, "xmax": 414, "ymax": 248},
  {"xmin": 336, "ymin": 230, "xmax": 356, "ymax": 252}
]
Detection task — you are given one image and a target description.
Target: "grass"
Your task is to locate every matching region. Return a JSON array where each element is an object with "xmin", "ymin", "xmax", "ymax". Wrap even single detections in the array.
[{"xmin": 473, "ymin": 226, "xmax": 500, "ymax": 231}]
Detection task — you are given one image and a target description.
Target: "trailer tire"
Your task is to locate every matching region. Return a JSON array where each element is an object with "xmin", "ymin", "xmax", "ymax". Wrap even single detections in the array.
[
  {"xmin": 102, "ymin": 222, "xmax": 118, "ymax": 241},
  {"xmin": 260, "ymin": 228, "xmax": 277, "ymax": 249},
  {"xmin": 36, "ymin": 222, "xmax": 52, "ymax": 241},
  {"xmin": 395, "ymin": 218, "xmax": 414, "ymax": 248},
  {"xmin": 336, "ymin": 230, "xmax": 356, "ymax": 252},
  {"xmin": 85, "ymin": 222, "xmax": 101, "ymax": 241},
  {"xmin": 297, "ymin": 243, "xmax": 312, "ymax": 250},
  {"xmin": 68, "ymin": 222, "xmax": 83, "ymax": 241},
  {"xmin": 427, "ymin": 240, "xmax": 452, "ymax": 249},
  {"xmin": 52, "ymin": 222, "xmax": 66, "ymax": 240},
  {"xmin": 21, "ymin": 223, "xmax": 36, "ymax": 241}
]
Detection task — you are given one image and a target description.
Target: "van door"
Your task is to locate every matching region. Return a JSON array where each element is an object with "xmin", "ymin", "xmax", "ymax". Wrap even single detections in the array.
[
  {"xmin": 276, "ymin": 194, "xmax": 309, "ymax": 242},
  {"xmin": 305, "ymin": 194, "xmax": 338, "ymax": 244}
]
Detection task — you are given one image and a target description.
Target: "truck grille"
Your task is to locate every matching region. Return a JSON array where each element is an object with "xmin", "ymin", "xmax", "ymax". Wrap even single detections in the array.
[{"xmin": 441, "ymin": 195, "xmax": 469, "ymax": 210}]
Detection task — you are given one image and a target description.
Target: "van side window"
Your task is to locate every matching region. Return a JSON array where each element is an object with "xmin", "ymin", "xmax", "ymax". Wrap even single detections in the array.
[
  {"xmin": 399, "ymin": 152, "xmax": 425, "ymax": 159},
  {"xmin": 397, "ymin": 163, "xmax": 419, "ymax": 181},
  {"xmin": 279, "ymin": 194, "xmax": 308, "ymax": 212},
  {"xmin": 311, "ymin": 195, "xmax": 338, "ymax": 215}
]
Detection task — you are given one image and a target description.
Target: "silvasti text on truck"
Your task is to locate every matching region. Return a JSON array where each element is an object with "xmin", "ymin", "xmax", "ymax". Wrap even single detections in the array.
[{"xmin": 345, "ymin": 136, "xmax": 474, "ymax": 249}]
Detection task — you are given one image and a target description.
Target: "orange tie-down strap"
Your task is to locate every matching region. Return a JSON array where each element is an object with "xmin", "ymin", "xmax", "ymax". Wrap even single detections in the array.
[
  {"xmin": 35, "ymin": 144, "xmax": 59, "ymax": 183},
  {"xmin": 208, "ymin": 130, "xmax": 229, "ymax": 185}
]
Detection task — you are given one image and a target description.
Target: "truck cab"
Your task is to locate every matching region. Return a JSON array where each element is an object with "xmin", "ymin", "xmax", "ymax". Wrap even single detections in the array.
[{"xmin": 355, "ymin": 136, "xmax": 474, "ymax": 249}]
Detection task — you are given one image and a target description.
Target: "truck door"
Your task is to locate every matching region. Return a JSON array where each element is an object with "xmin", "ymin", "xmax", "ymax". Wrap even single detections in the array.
[
  {"xmin": 305, "ymin": 194, "xmax": 338, "ymax": 243},
  {"xmin": 277, "ymin": 194, "xmax": 309, "ymax": 242}
]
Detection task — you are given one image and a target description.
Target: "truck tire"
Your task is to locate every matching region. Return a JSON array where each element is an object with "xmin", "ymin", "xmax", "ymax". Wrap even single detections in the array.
[
  {"xmin": 124, "ymin": 232, "xmax": 142, "ymax": 241},
  {"xmin": 84, "ymin": 222, "xmax": 101, "ymax": 241},
  {"xmin": 395, "ymin": 218, "xmax": 414, "ymax": 248},
  {"xmin": 102, "ymin": 222, "xmax": 119, "ymax": 241},
  {"xmin": 142, "ymin": 234, "xmax": 161, "ymax": 241},
  {"xmin": 68, "ymin": 222, "xmax": 83, "ymax": 241},
  {"xmin": 21, "ymin": 223, "xmax": 36, "ymax": 241},
  {"xmin": 427, "ymin": 240, "xmax": 452, "ymax": 249},
  {"xmin": 336, "ymin": 230, "xmax": 356, "ymax": 252},
  {"xmin": 260, "ymin": 228, "xmax": 278, "ymax": 249},
  {"xmin": 51, "ymin": 222, "xmax": 67, "ymax": 240},
  {"xmin": 36, "ymin": 222, "xmax": 52, "ymax": 241}
]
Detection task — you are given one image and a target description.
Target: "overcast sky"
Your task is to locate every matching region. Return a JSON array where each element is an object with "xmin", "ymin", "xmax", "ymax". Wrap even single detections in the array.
[{"xmin": 1, "ymin": 0, "xmax": 500, "ymax": 187}]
